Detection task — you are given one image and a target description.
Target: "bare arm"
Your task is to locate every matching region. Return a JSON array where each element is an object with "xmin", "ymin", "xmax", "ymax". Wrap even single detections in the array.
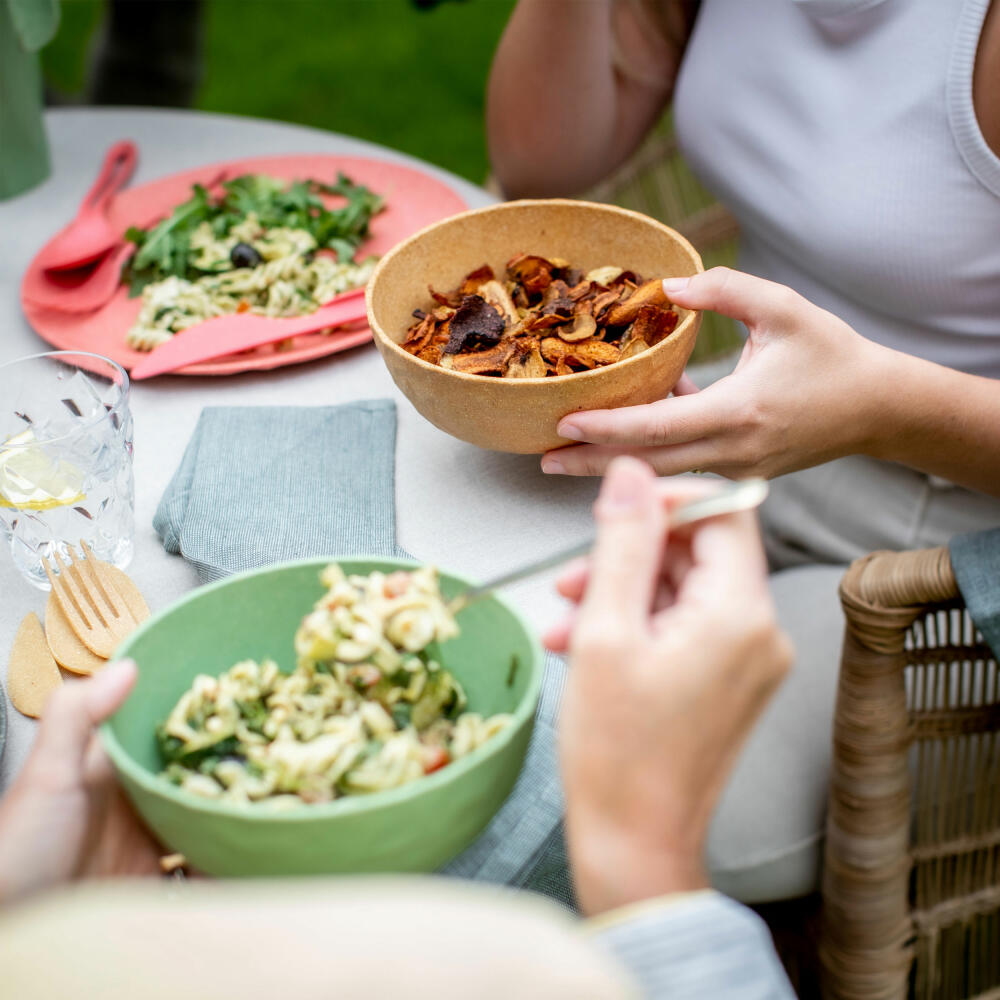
[
  {"xmin": 486, "ymin": 0, "xmax": 678, "ymax": 197},
  {"xmin": 866, "ymin": 352, "xmax": 1000, "ymax": 495}
]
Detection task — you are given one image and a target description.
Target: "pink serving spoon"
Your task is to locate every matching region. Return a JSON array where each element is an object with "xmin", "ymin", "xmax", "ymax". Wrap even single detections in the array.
[
  {"xmin": 23, "ymin": 241, "xmax": 137, "ymax": 314},
  {"xmin": 36, "ymin": 141, "xmax": 138, "ymax": 272},
  {"xmin": 24, "ymin": 168, "xmax": 231, "ymax": 315},
  {"xmin": 129, "ymin": 287, "xmax": 370, "ymax": 379}
]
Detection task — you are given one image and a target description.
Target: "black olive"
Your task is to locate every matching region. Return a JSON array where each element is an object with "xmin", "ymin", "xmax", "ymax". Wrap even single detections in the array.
[{"xmin": 230, "ymin": 242, "xmax": 262, "ymax": 269}]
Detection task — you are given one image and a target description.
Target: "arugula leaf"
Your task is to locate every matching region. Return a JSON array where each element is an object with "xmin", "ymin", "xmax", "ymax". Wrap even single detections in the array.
[
  {"xmin": 156, "ymin": 727, "xmax": 241, "ymax": 768},
  {"xmin": 121, "ymin": 171, "xmax": 384, "ymax": 295}
]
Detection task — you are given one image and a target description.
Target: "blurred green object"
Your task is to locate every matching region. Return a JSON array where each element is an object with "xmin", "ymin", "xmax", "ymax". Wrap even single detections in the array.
[
  {"xmin": 0, "ymin": 0, "xmax": 59, "ymax": 199},
  {"xmin": 100, "ymin": 556, "xmax": 542, "ymax": 878}
]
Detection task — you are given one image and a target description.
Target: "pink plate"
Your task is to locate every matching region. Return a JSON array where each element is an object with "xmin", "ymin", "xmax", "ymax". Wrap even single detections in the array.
[{"xmin": 21, "ymin": 154, "xmax": 468, "ymax": 376}]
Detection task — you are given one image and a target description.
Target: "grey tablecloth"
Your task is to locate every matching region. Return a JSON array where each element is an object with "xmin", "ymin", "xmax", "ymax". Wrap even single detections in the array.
[{"xmin": 0, "ymin": 108, "xmax": 601, "ymax": 792}]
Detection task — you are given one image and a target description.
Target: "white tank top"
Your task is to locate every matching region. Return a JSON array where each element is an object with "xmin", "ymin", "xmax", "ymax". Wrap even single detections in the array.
[{"xmin": 673, "ymin": 0, "xmax": 1000, "ymax": 379}]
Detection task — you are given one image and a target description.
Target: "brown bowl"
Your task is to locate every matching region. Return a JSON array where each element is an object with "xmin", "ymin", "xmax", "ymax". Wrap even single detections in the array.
[{"xmin": 366, "ymin": 199, "xmax": 703, "ymax": 454}]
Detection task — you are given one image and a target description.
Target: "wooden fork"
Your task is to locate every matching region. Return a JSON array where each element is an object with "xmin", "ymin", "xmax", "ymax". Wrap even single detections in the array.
[{"xmin": 42, "ymin": 543, "xmax": 141, "ymax": 658}]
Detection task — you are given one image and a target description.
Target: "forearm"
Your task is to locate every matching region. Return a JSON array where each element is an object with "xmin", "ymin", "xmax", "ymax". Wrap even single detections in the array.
[
  {"xmin": 487, "ymin": 0, "xmax": 618, "ymax": 196},
  {"xmin": 864, "ymin": 348, "xmax": 1000, "ymax": 497},
  {"xmin": 486, "ymin": 0, "xmax": 670, "ymax": 197},
  {"xmin": 568, "ymin": 813, "xmax": 709, "ymax": 917}
]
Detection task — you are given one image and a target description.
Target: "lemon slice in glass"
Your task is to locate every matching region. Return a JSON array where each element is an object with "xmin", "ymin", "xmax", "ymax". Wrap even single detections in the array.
[{"xmin": 0, "ymin": 429, "xmax": 86, "ymax": 512}]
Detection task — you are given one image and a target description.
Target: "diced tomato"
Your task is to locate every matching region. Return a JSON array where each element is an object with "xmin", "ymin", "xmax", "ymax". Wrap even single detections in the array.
[
  {"xmin": 422, "ymin": 746, "xmax": 450, "ymax": 774},
  {"xmin": 382, "ymin": 571, "xmax": 411, "ymax": 598},
  {"xmin": 347, "ymin": 665, "xmax": 381, "ymax": 689},
  {"xmin": 236, "ymin": 300, "xmax": 251, "ymax": 313}
]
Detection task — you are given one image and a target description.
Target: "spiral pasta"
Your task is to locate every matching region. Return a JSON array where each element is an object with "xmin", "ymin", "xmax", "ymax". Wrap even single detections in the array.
[
  {"xmin": 158, "ymin": 565, "xmax": 510, "ymax": 807},
  {"xmin": 126, "ymin": 212, "xmax": 377, "ymax": 351}
]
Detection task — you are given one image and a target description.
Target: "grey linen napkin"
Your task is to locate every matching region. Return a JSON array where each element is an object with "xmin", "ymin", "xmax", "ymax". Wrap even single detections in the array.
[
  {"xmin": 950, "ymin": 527, "xmax": 1000, "ymax": 657},
  {"xmin": 154, "ymin": 403, "xmax": 573, "ymax": 906}
]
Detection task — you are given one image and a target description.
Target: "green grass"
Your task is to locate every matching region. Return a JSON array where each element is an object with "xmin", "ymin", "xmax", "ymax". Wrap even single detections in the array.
[{"xmin": 42, "ymin": 0, "xmax": 515, "ymax": 183}]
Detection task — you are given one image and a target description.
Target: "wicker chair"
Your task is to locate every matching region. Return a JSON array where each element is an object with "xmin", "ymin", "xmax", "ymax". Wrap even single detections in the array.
[{"xmin": 822, "ymin": 546, "xmax": 1000, "ymax": 1000}]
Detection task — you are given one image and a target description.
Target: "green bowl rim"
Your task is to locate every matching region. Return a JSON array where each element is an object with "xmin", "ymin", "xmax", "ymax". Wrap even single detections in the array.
[{"xmin": 99, "ymin": 555, "xmax": 544, "ymax": 823}]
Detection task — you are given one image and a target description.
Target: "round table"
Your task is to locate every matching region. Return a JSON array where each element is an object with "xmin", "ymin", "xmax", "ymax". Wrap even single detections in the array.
[{"xmin": 0, "ymin": 108, "xmax": 599, "ymax": 791}]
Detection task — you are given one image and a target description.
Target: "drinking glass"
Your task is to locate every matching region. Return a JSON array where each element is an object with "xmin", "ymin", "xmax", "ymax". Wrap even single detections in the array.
[{"xmin": 0, "ymin": 351, "xmax": 134, "ymax": 589}]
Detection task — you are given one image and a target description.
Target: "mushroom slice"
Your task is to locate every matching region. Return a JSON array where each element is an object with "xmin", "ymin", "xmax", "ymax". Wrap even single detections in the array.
[
  {"xmin": 428, "ymin": 285, "xmax": 459, "ymax": 308},
  {"xmin": 604, "ymin": 279, "xmax": 670, "ymax": 326},
  {"xmin": 542, "ymin": 335, "xmax": 619, "ymax": 368},
  {"xmin": 567, "ymin": 340, "xmax": 622, "ymax": 368},
  {"xmin": 458, "ymin": 264, "xmax": 495, "ymax": 296},
  {"xmin": 608, "ymin": 269, "xmax": 641, "ymax": 287},
  {"xmin": 524, "ymin": 311, "xmax": 568, "ymax": 332},
  {"xmin": 449, "ymin": 340, "xmax": 517, "ymax": 376},
  {"xmin": 402, "ymin": 313, "xmax": 436, "ymax": 351},
  {"xmin": 416, "ymin": 342, "xmax": 446, "ymax": 365},
  {"xmin": 478, "ymin": 279, "xmax": 520, "ymax": 328},
  {"xmin": 540, "ymin": 337, "xmax": 571, "ymax": 364},
  {"xmin": 619, "ymin": 328, "xmax": 650, "ymax": 360},
  {"xmin": 505, "ymin": 343, "xmax": 547, "ymax": 378},
  {"xmin": 507, "ymin": 254, "xmax": 556, "ymax": 297},
  {"xmin": 542, "ymin": 279, "xmax": 572, "ymax": 304},
  {"xmin": 590, "ymin": 289, "xmax": 624, "ymax": 321},
  {"xmin": 568, "ymin": 280, "xmax": 598, "ymax": 302},
  {"xmin": 584, "ymin": 266, "xmax": 624, "ymax": 286},
  {"xmin": 510, "ymin": 283, "xmax": 531, "ymax": 311},
  {"xmin": 444, "ymin": 295, "xmax": 506, "ymax": 354},
  {"xmin": 558, "ymin": 313, "xmax": 597, "ymax": 343},
  {"xmin": 631, "ymin": 303, "xmax": 679, "ymax": 346}
]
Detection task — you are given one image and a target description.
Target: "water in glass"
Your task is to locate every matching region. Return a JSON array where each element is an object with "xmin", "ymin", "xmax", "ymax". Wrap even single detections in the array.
[{"xmin": 0, "ymin": 352, "xmax": 134, "ymax": 589}]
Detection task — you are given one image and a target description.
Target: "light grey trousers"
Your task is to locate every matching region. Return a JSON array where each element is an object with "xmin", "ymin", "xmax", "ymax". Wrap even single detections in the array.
[{"xmin": 708, "ymin": 456, "xmax": 1000, "ymax": 902}]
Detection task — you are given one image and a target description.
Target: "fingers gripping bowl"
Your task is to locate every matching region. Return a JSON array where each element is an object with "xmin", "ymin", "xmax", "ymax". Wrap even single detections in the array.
[
  {"xmin": 366, "ymin": 199, "xmax": 704, "ymax": 454},
  {"xmin": 99, "ymin": 558, "xmax": 542, "ymax": 877}
]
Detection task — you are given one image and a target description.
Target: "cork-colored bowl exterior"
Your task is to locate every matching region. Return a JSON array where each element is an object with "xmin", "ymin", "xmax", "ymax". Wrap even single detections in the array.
[{"xmin": 366, "ymin": 199, "xmax": 704, "ymax": 454}]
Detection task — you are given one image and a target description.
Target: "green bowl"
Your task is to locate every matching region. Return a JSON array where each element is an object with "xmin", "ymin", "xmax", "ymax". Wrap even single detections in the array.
[{"xmin": 100, "ymin": 557, "xmax": 543, "ymax": 877}]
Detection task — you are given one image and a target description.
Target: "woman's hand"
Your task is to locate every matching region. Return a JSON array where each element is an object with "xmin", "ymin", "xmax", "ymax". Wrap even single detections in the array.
[
  {"xmin": 0, "ymin": 661, "xmax": 162, "ymax": 905},
  {"xmin": 541, "ymin": 267, "xmax": 892, "ymax": 479},
  {"xmin": 555, "ymin": 458, "xmax": 792, "ymax": 916}
]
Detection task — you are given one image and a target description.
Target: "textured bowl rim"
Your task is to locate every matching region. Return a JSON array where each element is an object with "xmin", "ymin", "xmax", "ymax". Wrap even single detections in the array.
[
  {"xmin": 365, "ymin": 197, "xmax": 704, "ymax": 388},
  {"xmin": 99, "ymin": 556, "xmax": 544, "ymax": 823}
]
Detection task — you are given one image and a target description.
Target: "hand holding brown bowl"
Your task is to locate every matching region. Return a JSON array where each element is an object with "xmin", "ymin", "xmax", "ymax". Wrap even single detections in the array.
[{"xmin": 365, "ymin": 200, "xmax": 703, "ymax": 454}]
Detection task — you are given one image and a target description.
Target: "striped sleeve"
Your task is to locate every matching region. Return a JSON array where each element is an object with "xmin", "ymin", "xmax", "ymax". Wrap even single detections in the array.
[{"xmin": 588, "ymin": 891, "xmax": 797, "ymax": 999}]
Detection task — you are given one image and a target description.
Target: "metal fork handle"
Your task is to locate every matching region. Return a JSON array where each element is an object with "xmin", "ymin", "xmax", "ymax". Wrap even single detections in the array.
[{"xmin": 448, "ymin": 478, "xmax": 768, "ymax": 614}]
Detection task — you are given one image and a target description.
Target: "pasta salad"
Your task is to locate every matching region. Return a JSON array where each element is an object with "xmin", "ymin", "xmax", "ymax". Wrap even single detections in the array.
[
  {"xmin": 123, "ymin": 172, "xmax": 383, "ymax": 351},
  {"xmin": 157, "ymin": 565, "xmax": 510, "ymax": 807}
]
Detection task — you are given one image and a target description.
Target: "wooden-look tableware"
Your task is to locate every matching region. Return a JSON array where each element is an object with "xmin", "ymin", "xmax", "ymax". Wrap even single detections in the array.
[
  {"xmin": 42, "ymin": 543, "xmax": 146, "ymax": 658},
  {"xmin": 8, "ymin": 612, "xmax": 63, "ymax": 718},
  {"xmin": 44, "ymin": 556, "xmax": 149, "ymax": 673},
  {"xmin": 366, "ymin": 199, "xmax": 704, "ymax": 454}
]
